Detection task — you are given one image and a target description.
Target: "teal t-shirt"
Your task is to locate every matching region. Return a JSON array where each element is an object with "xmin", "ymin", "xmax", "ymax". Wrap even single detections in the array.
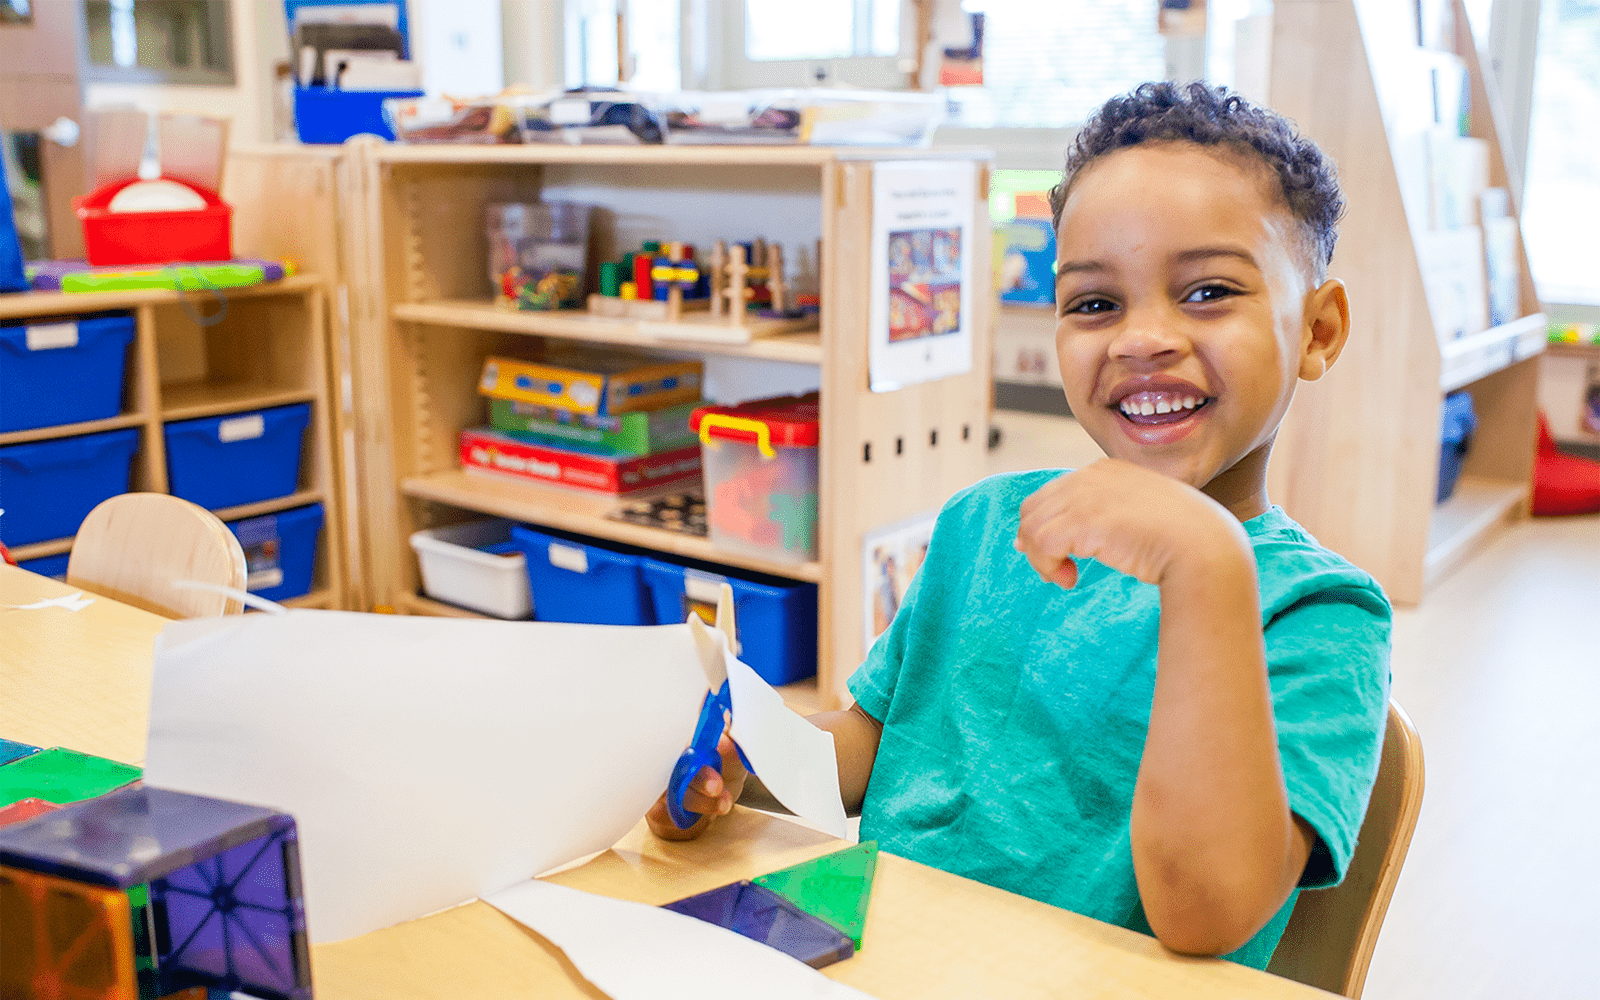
[{"xmin": 848, "ymin": 470, "xmax": 1392, "ymax": 969}]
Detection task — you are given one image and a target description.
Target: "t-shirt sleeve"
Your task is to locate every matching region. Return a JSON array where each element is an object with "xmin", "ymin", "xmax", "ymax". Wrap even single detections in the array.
[{"xmin": 1265, "ymin": 583, "xmax": 1392, "ymax": 889}]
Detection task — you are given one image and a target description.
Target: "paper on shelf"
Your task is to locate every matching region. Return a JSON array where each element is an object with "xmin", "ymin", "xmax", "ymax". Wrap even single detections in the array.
[
  {"xmin": 485, "ymin": 879, "xmax": 879, "ymax": 1000},
  {"xmin": 144, "ymin": 611, "xmax": 709, "ymax": 943}
]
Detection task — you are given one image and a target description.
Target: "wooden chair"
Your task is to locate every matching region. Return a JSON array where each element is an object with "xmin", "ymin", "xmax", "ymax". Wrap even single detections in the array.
[
  {"xmin": 67, "ymin": 493, "xmax": 248, "ymax": 618},
  {"xmin": 1267, "ymin": 699, "xmax": 1426, "ymax": 998}
]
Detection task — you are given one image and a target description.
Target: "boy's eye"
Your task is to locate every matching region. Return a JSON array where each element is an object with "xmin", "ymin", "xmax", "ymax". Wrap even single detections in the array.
[
  {"xmin": 1064, "ymin": 296, "xmax": 1118, "ymax": 316},
  {"xmin": 1183, "ymin": 284, "xmax": 1238, "ymax": 304}
]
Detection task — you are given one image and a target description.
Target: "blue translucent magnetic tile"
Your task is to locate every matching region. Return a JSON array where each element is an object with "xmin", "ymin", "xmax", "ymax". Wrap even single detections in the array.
[
  {"xmin": 153, "ymin": 826, "xmax": 312, "ymax": 1000},
  {"xmin": 663, "ymin": 880, "xmax": 855, "ymax": 970},
  {"xmin": 0, "ymin": 738, "xmax": 41, "ymax": 767},
  {"xmin": 0, "ymin": 785, "xmax": 291, "ymax": 888}
]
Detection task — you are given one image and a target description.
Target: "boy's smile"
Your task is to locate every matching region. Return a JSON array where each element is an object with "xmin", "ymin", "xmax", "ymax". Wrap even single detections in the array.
[{"xmin": 1053, "ymin": 143, "xmax": 1348, "ymax": 520}]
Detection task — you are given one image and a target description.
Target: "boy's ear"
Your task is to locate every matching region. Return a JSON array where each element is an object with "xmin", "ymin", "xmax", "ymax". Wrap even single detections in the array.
[{"xmin": 1298, "ymin": 278, "xmax": 1351, "ymax": 381}]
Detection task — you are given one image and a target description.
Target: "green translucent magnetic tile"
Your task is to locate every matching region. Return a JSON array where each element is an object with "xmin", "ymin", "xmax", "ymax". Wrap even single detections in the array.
[
  {"xmin": 0, "ymin": 738, "xmax": 41, "ymax": 767},
  {"xmin": 753, "ymin": 841, "xmax": 878, "ymax": 950},
  {"xmin": 0, "ymin": 747, "xmax": 141, "ymax": 808}
]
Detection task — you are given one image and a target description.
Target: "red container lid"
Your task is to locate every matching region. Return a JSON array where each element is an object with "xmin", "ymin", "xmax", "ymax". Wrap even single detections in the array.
[{"xmin": 691, "ymin": 392, "xmax": 819, "ymax": 449}]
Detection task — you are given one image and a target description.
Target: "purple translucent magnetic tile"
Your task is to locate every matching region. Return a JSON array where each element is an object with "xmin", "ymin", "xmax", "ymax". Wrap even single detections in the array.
[
  {"xmin": 0, "ymin": 738, "xmax": 41, "ymax": 767},
  {"xmin": 153, "ymin": 827, "xmax": 312, "ymax": 1000},
  {"xmin": 663, "ymin": 881, "xmax": 855, "ymax": 969}
]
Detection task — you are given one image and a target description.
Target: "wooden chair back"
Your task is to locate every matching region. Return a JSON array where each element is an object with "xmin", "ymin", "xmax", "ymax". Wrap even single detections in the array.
[
  {"xmin": 67, "ymin": 493, "xmax": 248, "ymax": 618},
  {"xmin": 1267, "ymin": 699, "xmax": 1425, "ymax": 998}
]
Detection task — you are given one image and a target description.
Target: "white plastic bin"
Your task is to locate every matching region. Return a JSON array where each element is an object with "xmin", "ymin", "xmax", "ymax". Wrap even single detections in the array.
[{"xmin": 409, "ymin": 519, "xmax": 533, "ymax": 619}]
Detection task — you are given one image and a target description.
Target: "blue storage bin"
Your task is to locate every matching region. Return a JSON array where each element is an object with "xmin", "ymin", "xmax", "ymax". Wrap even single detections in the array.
[
  {"xmin": 640, "ymin": 556, "xmax": 818, "ymax": 685},
  {"xmin": 509, "ymin": 525, "xmax": 653, "ymax": 626},
  {"xmin": 17, "ymin": 551, "xmax": 70, "ymax": 580},
  {"xmin": 1438, "ymin": 391, "xmax": 1478, "ymax": 503},
  {"xmin": 0, "ymin": 313, "xmax": 135, "ymax": 432},
  {"xmin": 294, "ymin": 87, "xmax": 423, "ymax": 143},
  {"xmin": 0, "ymin": 428, "xmax": 139, "ymax": 546},
  {"xmin": 164, "ymin": 403, "xmax": 310, "ymax": 511},
  {"xmin": 228, "ymin": 503, "xmax": 324, "ymax": 602}
]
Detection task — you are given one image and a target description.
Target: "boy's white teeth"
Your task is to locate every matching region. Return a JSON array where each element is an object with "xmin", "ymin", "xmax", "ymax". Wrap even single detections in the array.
[{"xmin": 1119, "ymin": 392, "xmax": 1202, "ymax": 417}]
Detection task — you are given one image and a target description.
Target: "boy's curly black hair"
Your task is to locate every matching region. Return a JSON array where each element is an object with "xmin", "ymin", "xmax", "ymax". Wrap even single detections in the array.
[{"xmin": 1049, "ymin": 81, "xmax": 1345, "ymax": 280}]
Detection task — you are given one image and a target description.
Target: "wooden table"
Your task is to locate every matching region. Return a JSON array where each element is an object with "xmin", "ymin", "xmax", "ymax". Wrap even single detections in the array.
[{"xmin": 0, "ymin": 564, "xmax": 1335, "ymax": 1000}]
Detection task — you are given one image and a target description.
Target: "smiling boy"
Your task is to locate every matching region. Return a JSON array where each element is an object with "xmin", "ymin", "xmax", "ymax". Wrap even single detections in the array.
[{"xmin": 650, "ymin": 82, "xmax": 1391, "ymax": 968}]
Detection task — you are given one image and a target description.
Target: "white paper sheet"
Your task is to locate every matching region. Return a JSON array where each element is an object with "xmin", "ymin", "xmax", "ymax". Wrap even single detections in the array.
[
  {"xmin": 1, "ymin": 591, "xmax": 95, "ymax": 612},
  {"xmin": 145, "ymin": 611, "xmax": 709, "ymax": 943},
  {"xmin": 485, "ymin": 879, "xmax": 879, "ymax": 1000},
  {"xmin": 722, "ymin": 642, "xmax": 849, "ymax": 840}
]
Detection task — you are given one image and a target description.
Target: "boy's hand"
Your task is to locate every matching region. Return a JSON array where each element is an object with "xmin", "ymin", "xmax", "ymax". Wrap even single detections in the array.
[
  {"xmin": 1015, "ymin": 458, "xmax": 1250, "ymax": 590},
  {"xmin": 645, "ymin": 731, "xmax": 749, "ymax": 841}
]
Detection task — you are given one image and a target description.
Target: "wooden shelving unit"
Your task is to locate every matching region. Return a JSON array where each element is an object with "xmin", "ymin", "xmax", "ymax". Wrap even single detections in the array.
[
  {"xmin": 1265, "ymin": 0, "xmax": 1546, "ymax": 604},
  {"xmin": 344, "ymin": 142, "xmax": 994, "ymax": 707},
  {"xmin": 0, "ymin": 277, "xmax": 347, "ymax": 606}
]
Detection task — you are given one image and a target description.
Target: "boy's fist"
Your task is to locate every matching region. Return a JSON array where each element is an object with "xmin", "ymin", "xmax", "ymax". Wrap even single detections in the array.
[
  {"xmin": 645, "ymin": 731, "xmax": 749, "ymax": 841},
  {"xmin": 1015, "ymin": 458, "xmax": 1250, "ymax": 589}
]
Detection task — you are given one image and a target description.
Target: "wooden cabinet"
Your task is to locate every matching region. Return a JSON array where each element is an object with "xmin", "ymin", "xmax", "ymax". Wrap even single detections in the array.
[
  {"xmin": 342, "ymin": 143, "xmax": 994, "ymax": 708},
  {"xmin": 0, "ymin": 278, "xmax": 348, "ymax": 608},
  {"xmin": 1265, "ymin": 0, "xmax": 1547, "ymax": 605}
]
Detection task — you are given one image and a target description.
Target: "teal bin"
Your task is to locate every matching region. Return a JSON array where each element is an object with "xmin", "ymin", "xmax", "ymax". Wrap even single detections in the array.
[
  {"xmin": 0, "ymin": 428, "xmax": 139, "ymax": 546},
  {"xmin": 640, "ymin": 556, "xmax": 817, "ymax": 685},
  {"xmin": 509, "ymin": 525, "xmax": 653, "ymax": 626}
]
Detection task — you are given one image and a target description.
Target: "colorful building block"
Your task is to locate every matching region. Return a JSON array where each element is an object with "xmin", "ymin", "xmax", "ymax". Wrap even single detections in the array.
[
  {"xmin": 0, "ymin": 797, "xmax": 60, "ymax": 829},
  {"xmin": 0, "ymin": 737, "xmax": 42, "ymax": 766},
  {"xmin": 0, "ymin": 864, "xmax": 140, "ymax": 1000},
  {"xmin": 753, "ymin": 841, "xmax": 879, "ymax": 949},
  {"xmin": 0, "ymin": 785, "xmax": 312, "ymax": 1000},
  {"xmin": 0, "ymin": 746, "xmax": 142, "ymax": 808}
]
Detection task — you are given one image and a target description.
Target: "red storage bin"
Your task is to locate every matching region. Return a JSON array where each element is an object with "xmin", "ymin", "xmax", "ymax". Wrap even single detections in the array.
[{"xmin": 75, "ymin": 178, "xmax": 232, "ymax": 267}]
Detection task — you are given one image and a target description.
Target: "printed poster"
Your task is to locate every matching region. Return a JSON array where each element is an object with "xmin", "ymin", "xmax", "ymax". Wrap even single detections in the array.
[
  {"xmin": 861, "ymin": 510, "xmax": 938, "ymax": 658},
  {"xmin": 869, "ymin": 160, "xmax": 977, "ymax": 392}
]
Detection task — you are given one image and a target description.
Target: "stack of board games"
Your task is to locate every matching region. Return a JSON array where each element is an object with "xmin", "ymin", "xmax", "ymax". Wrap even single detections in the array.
[{"xmin": 461, "ymin": 350, "xmax": 706, "ymax": 495}]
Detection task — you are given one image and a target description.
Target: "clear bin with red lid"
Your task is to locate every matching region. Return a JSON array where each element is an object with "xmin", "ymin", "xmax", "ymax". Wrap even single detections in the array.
[{"xmin": 691, "ymin": 393, "xmax": 819, "ymax": 564}]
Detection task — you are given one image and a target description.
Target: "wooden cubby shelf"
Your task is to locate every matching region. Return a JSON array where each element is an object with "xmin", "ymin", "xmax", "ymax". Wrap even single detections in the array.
[
  {"xmin": 0, "ymin": 277, "xmax": 348, "ymax": 608},
  {"xmin": 394, "ymin": 300, "xmax": 823, "ymax": 363},
  {"xmin": 346, "ymin": 141, "xmax": 994, "ymax": 706},
  {"xmin": 1266, "ymin": 0, "xmax": 1548, "ymax": 605},
  {"xmin": 160, "ymin": 381, "xmax": 318, "ymax": 422},
  {"xmin": 0, "ymin": 412, "xmax": 147, "ymax": 447},
  {"xmin": 401, "ymin": 470, "xmax": 823, "ymax": 583}
]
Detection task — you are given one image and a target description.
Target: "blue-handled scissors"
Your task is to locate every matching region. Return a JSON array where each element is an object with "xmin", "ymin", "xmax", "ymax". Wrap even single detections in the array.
[{"xmin": 667, "ymin": 680, "xmax": 756, "ymax": 829}]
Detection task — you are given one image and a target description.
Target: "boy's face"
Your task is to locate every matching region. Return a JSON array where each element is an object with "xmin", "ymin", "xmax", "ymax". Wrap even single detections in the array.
[{"xmin": 1052, "ymin": 142, "xmax": 1345, "ymax": 518}]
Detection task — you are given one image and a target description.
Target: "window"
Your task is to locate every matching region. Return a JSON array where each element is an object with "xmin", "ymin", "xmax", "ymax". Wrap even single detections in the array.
[
  {"xmin": 944, "ymin": 0, "xmax": 1168, "ymax": 128},
  {"xmin": 1521, "ymin": 0, "xmax": 1600, "ymax": 303},
  {"xmin": 744, "ymin": 0, "xmax": 898, "ymax": 61},
  {"xmin": 83, "ymin": 0, "xmax": 235, "ymax": 85}
]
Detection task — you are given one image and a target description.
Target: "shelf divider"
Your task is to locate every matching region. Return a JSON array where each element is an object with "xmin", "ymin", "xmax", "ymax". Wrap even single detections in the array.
[{"xmin": 0, "ymin": 413, "xmax": 148, "ymax": 448}]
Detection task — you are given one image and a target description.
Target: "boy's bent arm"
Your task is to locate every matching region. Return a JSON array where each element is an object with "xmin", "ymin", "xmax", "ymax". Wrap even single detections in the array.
[
  {"xmin": 1131, "ymin": 534, "xmax": 1312, "ymax": 956},
  {"xmin": 808, "ymin": 703, "xmax": 883, "ymax": 815},
  {"xmin": 1017, "ymin": 460, "xmax": 1311, "ymax": 956}
]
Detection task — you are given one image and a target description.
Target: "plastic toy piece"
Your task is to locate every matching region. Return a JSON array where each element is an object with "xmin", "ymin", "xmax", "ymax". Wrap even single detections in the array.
[
  {"xmin": 0, "ymin": 784, "xmax": 313, "ymax": 1000},
  {"xmin": 0, "ymin": 746, "xmax": 142, "ymax": 808},
  {"xmin": 0, "ymin": 797, "xmax": 60, "ymax": 829},
  {"xmin": 0, "ymin": 864, "xmax": 140, "ymax": 1000},
  {"xmin": 662, "ymin": 880, "xmax": 855, "ymax": 969},
  {"xmin": 753, "ymin": 841, "xmax": 879, "ymax": 950},
  {"xmin": 0, "ymin": 737, "xmax": 41, "ymax": 766}
]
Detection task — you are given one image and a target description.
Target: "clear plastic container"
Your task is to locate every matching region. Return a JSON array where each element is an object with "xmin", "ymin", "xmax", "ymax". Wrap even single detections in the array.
[
  {"xmin": 485, "ymin": 202, "xmax": 590, "ymax": 310},
  {"xmin": 691, "ymin": 394, "xmax": 820, "ymax": 565}
]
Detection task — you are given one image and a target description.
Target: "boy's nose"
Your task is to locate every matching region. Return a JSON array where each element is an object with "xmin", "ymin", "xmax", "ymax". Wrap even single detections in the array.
[{"xmin": 1108, "ymin": 312, "xmax": 1191, "ymax": 364}]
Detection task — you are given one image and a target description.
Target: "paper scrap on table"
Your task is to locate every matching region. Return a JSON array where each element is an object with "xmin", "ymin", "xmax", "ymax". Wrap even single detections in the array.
[
  {"xmin": 143, "ymin": 610, "xmax": 849, "ymax": 944},
  {"xmin": 486, "ymin": 879, "xmax": 879, "ymax": 1000},
  {"xmin": 1, "ymin": 591, "xmax": 95, "ymax": 612}
]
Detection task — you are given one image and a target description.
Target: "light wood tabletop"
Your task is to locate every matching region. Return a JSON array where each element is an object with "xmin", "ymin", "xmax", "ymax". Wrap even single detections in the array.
[{"xmin": 0, "ymin": 563, "xmax": 1336, "ymax": 1000}]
